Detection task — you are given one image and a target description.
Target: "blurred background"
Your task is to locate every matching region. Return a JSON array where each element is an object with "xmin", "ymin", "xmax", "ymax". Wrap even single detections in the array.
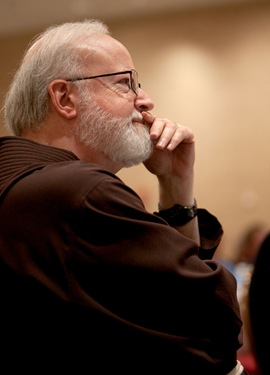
[{"xmin": 0, "ymin": 0, "xmax": 269, "ymax": 262}]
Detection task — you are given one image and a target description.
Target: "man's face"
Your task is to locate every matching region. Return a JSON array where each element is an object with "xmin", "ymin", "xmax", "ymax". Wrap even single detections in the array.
[{"xmin": 73, "ymin": 35, "xmax": 154, "ymax": 167}]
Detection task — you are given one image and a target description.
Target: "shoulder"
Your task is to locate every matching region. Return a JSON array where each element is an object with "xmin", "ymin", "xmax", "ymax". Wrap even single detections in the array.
[
  {"xmin": 35, "ymin": 160, "xmax": 144, "ymax": 210},
  {"xmin": 31, "ymin": 160, "xmax": 121, "ymax": 193}
]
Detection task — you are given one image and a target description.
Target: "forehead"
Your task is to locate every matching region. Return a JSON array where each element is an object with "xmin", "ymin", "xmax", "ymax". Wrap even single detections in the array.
[{"xmin": 81, "ymin": 34, "xmax": 134, "ymax": 73}]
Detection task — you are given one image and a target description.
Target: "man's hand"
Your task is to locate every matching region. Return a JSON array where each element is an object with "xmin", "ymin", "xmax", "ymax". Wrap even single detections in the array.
[
  {"xmin": 142, "ymin": 111, "xmax": 195, "ymax": 180},
  {"xmin": 142, "ymin": 111, "xmax": 199, "ymax": 241}
]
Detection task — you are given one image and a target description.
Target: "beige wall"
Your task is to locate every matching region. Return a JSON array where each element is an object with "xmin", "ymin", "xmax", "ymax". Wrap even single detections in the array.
[{"xmin": 1, "ymin": 2, "xmax": 270, "ymax": 261}]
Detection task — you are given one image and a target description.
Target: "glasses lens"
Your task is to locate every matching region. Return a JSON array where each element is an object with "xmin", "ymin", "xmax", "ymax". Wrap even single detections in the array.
[{"xmin": 131, "ymin": 70, "xmax": 139, "ymax": 94}]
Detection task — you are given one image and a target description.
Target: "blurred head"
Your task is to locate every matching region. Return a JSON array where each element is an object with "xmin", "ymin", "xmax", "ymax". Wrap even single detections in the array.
[{"xmin": 236, "ymin": 224, "xmax": 269, "ymax": 263}]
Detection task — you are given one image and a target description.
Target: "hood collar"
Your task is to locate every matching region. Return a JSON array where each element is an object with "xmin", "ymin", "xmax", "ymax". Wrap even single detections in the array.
[{"xmin": 0, "ymin": 136, "xmax": 78, "ymax": 199}]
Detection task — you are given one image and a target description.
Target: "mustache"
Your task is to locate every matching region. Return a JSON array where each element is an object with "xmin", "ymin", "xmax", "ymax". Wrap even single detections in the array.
[{"xmin": 131, "ymin": 110, "xmax": 143, "ymax": 122}]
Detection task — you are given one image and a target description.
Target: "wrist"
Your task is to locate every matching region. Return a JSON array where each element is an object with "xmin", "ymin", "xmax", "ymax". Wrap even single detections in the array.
[{"xmin": 157, "ymin": 176, "xmax": 194, "ymax": 209}]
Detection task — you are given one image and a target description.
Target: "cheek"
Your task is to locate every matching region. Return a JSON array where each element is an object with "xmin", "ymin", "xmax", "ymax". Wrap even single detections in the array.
[{"xmin": 93, "ymin": 95, "xmax": 135, "ymax": 119}]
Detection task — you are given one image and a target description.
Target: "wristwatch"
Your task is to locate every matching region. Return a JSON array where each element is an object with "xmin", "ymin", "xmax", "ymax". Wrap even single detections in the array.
[{"xmin": 154, "ymin": 199, "xmax": 197, "ymax": 226}]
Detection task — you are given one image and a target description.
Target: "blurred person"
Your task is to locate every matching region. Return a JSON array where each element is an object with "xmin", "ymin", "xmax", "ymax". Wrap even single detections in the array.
[
  {"xmin": 235, "ymin": 225, "xmax": 268, "ymax": 375},
  {"xmin": 249, "ymin": 232, "xmax": 270, "ymax": 375},
  {"xmin": 232, "ymin": 224, "xmax": 269, "ymax": 299},
  {"xmin": 228, "ymin": 224, "xmax": 268, "ymax": 375},
  {"xmin": 0, "ymin": 20, "xmax": 247, "ymax": 374}
]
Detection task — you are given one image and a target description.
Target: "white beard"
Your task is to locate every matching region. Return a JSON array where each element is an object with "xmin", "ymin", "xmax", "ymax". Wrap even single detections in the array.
[{"xmin": 75, "ymin": 99, "xmax": 153, "ymax": 168}]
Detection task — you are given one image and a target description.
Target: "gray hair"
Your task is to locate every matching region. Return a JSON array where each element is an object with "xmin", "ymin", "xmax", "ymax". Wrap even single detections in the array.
[{"xmin": 4, "ymin": 19, "xmax": 110, "ymax": 136}]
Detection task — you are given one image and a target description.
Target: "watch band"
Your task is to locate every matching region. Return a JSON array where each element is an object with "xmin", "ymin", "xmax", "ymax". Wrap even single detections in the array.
[{"xmin": 154, "ymin": 199, "xmax": 197, "ymax": 227}]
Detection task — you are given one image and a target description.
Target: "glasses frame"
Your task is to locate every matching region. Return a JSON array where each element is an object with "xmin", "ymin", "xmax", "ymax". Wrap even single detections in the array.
[{"xmin": 66, "ymin": 69, "xmax": 141, "ymax": 95}]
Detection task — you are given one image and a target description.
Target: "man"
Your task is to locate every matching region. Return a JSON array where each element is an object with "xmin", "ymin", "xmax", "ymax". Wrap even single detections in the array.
[{"xmin": 0, "ymin": 20, "xmax": 246, "ymax": 374}]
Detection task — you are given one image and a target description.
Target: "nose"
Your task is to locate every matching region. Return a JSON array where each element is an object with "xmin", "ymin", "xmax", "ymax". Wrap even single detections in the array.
[{"xmin": 134, "ymin": 88, "xmax": 154, "ymax": 112}]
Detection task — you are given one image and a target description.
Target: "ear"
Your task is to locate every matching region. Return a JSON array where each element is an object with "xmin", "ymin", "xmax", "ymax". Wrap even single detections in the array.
[{"xmin": 48, "ymin": 80, "xmax": 77, "ymax": 119}]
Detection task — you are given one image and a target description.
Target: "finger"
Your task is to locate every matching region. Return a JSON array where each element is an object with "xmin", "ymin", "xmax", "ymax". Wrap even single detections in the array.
[
  {"xmin": 153, "ymin": 120, "xmax": 176, "ymax": 148},
  {"xmin": 153, "ymin": 121, "xmax": 194, "ymax": 150},
  {"xmin": 142, "ymin": 111, "xmax": 156, "ymax": 125},
  {"xmin": 149, "ymin": 118, "xmax": 178, "ymax": 146},
  {"xmin": 164, "ymin": 125, "xmax": 194, "ymax": 150}
]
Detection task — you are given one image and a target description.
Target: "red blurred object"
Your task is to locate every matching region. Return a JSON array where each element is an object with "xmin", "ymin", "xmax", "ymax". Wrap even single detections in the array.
[{"xmin": 237, "ymin": 353, "xmax": 260, "ymax": 375}]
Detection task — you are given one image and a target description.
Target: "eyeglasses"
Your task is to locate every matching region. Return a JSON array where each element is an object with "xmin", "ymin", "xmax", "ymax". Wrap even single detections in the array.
[{"xmin": 66, "ymin": 69, "xmax": 141, "ymax": 95}]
